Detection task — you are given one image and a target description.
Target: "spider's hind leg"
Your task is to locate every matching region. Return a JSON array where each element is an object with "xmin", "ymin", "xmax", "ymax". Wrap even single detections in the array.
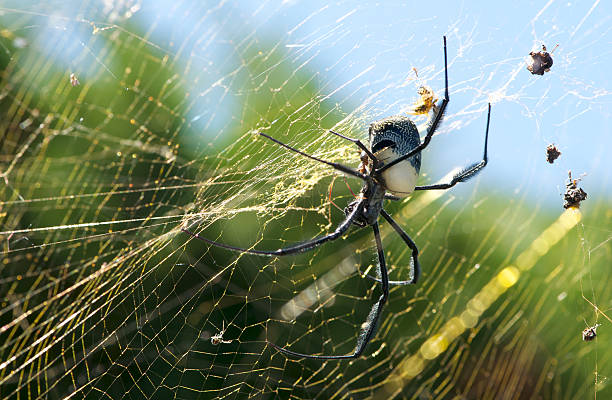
[
  {"xmin": 365, "ymin": 209, "xmax": 420, "ymax": 286},
  {"xmin": 268, "ymin": 221, "xmax": 390, "ymax": 359}
]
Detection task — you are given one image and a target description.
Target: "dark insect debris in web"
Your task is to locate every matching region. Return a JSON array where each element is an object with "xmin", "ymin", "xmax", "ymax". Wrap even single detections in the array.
[
  {"xmin": 563, "ymin": 171, "xmax": 587, "ymax": 209},
  {"xmin": 527, "ymin": 44, "xmax": 557, "ymax": 76},
  {"xmin": 582, "ymin": 324, "xmax": 600, "ymax": 342},
  {"xmin": 411, "ymin": 86, "xmax": 438, "ymax": 115},
  {"xmin": 546, "ymin": 144, "xmax": 561, "ymax": 164}
]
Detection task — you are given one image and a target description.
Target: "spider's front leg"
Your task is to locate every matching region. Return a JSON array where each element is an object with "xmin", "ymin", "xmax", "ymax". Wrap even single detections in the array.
[
  {"xmin": 376, "ymin": 35, "xmax": 450, "ymax": 175},
  {"xmin": 328, "ymin": 129, "xmax": 379, "ymax": 168},
  {"xmin": 415, "ymin": 103, "xmax": 491, "ymax": 191},
  {"xmin": 258, "ymin": 132, "xmax": 366, "ymax": 181}
]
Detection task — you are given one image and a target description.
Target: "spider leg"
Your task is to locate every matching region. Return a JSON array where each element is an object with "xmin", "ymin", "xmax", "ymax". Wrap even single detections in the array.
[
  {"xmin": 415, "ymin": 103, "xmax": 490, "ymax": 191},
  {"xmin": 259, "ymin": 133, "xmax": 366, "ymax": 181},
  {"xmin": 182, "ymin": 199, "xmax": 365, "ymax": 257},
  {"xmin": 377, "ymin": 36, "xmax": 449, "ymax": 174},
  {"xmin": 365, "ymin": 209, "xmax": 420, "ymax": 286},
  {"xmin": 327, "ymin": 130, "xmax": 379, "ymax": 165},
  {"xmin": 384, "ymin": 194, "xmax": 401, "ymax": 201},
  {"xmin": 268, "ymin": 221, "xmax": 389, "ymax": 359}
]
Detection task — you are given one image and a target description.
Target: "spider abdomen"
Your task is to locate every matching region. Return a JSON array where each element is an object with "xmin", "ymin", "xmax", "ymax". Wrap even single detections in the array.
[
  {"xmin": 376, "ymin": 146, "xmax": 419, "ymax": 197},
  {"xmin": 369, "ymin": 116, "xmax": 421, "ymax": 197}
]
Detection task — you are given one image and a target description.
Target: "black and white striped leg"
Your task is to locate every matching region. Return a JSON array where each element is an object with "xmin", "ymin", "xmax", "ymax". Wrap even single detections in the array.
[{"xmin": 415, "ymin": 103, "xmax": 491, "ymax": 191}]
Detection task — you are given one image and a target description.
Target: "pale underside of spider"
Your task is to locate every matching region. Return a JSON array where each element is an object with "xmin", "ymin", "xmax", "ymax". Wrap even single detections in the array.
[{"xmin": 183, "ymin": 36, "xmax": 492, "ymax": 360}]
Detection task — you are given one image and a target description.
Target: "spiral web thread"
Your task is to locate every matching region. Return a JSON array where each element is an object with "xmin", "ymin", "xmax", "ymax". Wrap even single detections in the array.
[{"xmin": 0, "ymin": 1, "xmax": 611, "ymax": 399}]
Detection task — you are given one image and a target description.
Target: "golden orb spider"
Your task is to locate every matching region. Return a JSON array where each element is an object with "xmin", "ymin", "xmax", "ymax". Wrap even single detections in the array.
[{"xmin": 183, "ymin": 36, "xmax": 492, "ymax": 359}]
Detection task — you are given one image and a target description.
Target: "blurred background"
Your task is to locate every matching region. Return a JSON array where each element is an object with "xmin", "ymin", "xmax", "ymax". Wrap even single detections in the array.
[{"xmin": 0, "ymin": 1, "xmax": 610, "ymax": 399}]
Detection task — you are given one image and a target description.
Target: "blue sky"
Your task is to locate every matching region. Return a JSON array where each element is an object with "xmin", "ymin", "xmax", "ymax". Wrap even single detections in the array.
[
  {"xmin": 224, "ymin": 0, "xmax": 612, "ymax": 208},
  {"xmin": 5, "ymin": 0, "xmax": 610, "ymax": 209}
]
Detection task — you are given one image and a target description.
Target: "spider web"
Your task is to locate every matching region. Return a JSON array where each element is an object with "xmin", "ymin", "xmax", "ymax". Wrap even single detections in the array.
[{"xmin": 1, "ymin": 1, "xmax": 611, "ymax": 399}]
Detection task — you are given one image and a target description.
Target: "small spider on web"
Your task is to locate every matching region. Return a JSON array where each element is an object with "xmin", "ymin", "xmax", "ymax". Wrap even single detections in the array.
[
  {"xmin": 210, "ymin": 321, "xmax": 232, "ymax": 345},
  {"xmin": 581, "ymin": 295, "xmax": 610, "ymax": 342},
  {"xmin": 70, "ymin": 72, "xmax": 80, "ymax": 87},
  {"xmin": 583, "ymin": 324, "xmax": 600, "ymax": 342},
  {"xmin": 183, "ymin": 36, "xmax": 492, "ymax": 359}
]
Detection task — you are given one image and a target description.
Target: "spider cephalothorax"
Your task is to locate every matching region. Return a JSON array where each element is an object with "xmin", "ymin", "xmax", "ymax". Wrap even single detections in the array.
[{"xmin": 183, "ymin": 36, "xmax": 492, "ymax": 360}]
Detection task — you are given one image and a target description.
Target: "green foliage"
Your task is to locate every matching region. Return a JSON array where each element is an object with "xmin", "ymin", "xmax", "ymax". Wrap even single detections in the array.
[{"xmin": 0, "ymin": 8, "xmax": 610, "ymax": 400}]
